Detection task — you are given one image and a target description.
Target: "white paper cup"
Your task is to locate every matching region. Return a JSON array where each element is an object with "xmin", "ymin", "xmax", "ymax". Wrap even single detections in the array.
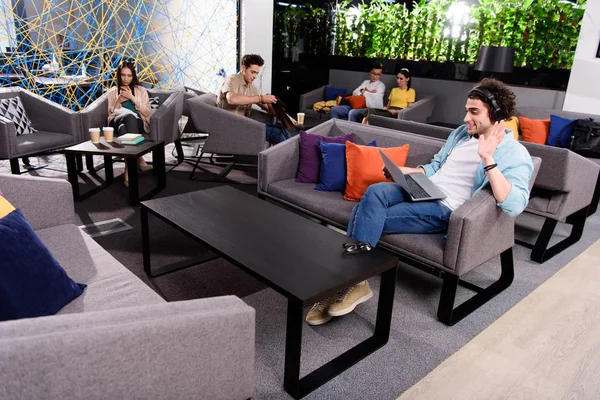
[
  {"xmin": 297, "ymin": 112, "xmax": 305, "ymax": 125},
  {"xmin": 89, "ymin": 128, "xmax": 100, "ymax": 143},
  {"xmin": 103, "ymin": 126, "xmax": 114, "ymax": 142}
]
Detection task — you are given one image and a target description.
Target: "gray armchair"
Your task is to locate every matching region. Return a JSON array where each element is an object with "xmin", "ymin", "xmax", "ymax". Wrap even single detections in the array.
[
  {"xmin": 80, "ymin": 87, "xmax": 185, "ymax": 164},
  {"xmin": 361, "ymin": 117, "xmax": 600, "ymax": 263},
  {"xmin": 0, "ymin": 87, "xmax": 82, "ymax": 174},
  {"xmin": 186, "ymin": 92, "xmax": 270, "ymax": 180},
  {"xmin": 393, "ymin": 93, "xmax": 437, "ymax": 123}
]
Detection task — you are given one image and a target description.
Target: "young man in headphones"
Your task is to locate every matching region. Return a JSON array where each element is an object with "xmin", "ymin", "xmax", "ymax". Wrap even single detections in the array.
[{"xmin": 306, "ymin": 78, "xmax": 534, "ymax": 326}]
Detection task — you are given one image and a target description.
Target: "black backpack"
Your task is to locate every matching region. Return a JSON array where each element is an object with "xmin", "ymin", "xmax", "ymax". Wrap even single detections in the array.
[{"xmin": 569, "ymin": 119, "xmax": 600, "ymax": 158}]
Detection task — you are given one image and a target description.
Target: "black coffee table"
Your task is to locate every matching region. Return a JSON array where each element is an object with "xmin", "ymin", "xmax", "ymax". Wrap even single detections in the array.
[
  {"xmin": 63, "ymin": 139, "xmax": 166, "ymax": 206},
  {"xmin": 140, "ymin": 186, "xmax": 398, "ymax": 399}
]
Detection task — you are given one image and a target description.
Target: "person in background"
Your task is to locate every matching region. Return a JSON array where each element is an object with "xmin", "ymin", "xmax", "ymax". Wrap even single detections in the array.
[
  {"xmin": 216, "ymin": 53, "xmax": 292, "ymax": 145},
  {"xmin": 107, "ymin": 60, "xmax": 153, "ymax": 186},
  {"xmin": 329, "ymin": 62, "xmax": 386, "ymax": 123},
  {"xmin": 362, "ymin": 68, "xmax": 415, "ymax": 124}
]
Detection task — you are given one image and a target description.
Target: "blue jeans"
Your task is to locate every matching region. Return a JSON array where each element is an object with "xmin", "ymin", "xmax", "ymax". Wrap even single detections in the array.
[
  {"xmin": 347, "ymin": 182, "xmax": 453, "ymax": 247},
  {"xmin": 329, "ymin": 105, "xmax": 365, "ymax": 122},
  {"xmin": 265, "ymin": 123, "xmax": 291, "ymax": 145}
]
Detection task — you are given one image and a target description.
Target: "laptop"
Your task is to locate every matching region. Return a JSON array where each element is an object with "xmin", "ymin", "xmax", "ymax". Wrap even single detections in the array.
[{"xmin": 379, "ymin": 149, "xmax": 447, "ymax": 202}]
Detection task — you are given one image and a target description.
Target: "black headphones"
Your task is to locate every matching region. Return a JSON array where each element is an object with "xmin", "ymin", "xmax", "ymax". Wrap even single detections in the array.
[{"xmin": 469, "ymin": 86, "xmax": 505, "ymax": 122}]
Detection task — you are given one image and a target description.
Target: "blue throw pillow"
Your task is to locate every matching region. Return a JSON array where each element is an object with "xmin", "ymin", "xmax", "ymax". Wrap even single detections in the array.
[
  {"xmin": 548, "ymin": 114, "xmax": 576, "ymax": 148},
  {"xmin": 315, "ymin": 140, "xmax": 377, "ymax": 192},
  {"xmin": 0, "ymin": 208, "xmax": 86, "ymax": 321},
  {"xmin": 323, "ymin": 86, "xmax": 347, "ymax": 101}
]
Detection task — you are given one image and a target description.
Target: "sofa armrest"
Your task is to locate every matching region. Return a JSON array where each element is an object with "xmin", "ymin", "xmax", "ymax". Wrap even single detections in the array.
[
  {"xmin": 187, "ymin": 95, "xmax": 266, "ymax": 156},
  {"xmin": 258, "ymin": 135, "xmax": 300, "ymax": 192},
  {"xmin": 19, "ymin": 91, "xmax": 82, "ymax": 140},
  {"xmin": 0, "ymin": 117, "xmax": 17, "ymax": 159},
  {"xmin": 0, "ymin": 174, "xmax": 75, "ymax": 229},
  {"xmin": 149, "ymin": 91, "xmax": 184, "ymax": 144},
  {"xmin": 0, "ymin": 296, "xmax": 255, "ymax": 400},
  {"xmin": 80, "ymin": 91, "xmax": 110, "ymax": 140},
  {"xmin": 444, "ymin": 188, "xmax": 515, "ymax": 276},
  {"xmin": 396, "ymin": 95, "xmax": 436, "ymax": 123},
  {"xmin": 299, "ymin": 86, "xmax": 324, "ymax": 112}
]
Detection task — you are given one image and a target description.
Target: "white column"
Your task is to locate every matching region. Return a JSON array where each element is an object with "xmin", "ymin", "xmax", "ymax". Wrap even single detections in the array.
[
  {"xmin": 239, "ymin": 0, "xmax": 273, "ymax": 94},
  {"xmin": 563, "ymin": 2, "xmax": 600, "ymax": 113}
]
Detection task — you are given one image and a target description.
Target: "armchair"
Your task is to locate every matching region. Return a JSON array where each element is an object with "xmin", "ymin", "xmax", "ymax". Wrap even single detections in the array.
[
  {"xmin": 367, "ymin": 93, "xmax": 437, "ymax": 124},
  {"xmin": 186, "ymin": 93, "xmax": 270, "ymax": 181},
  {"xmin": 359, "ymin": 117, "xmax": 600, "ymax": 263},
  {"xmin": 79, "ymin": 87, "xmax": 185, "ymax": 165},
  {"xmin": 0, "ymin": 87, "xmax": 82, "ymax": 174}
]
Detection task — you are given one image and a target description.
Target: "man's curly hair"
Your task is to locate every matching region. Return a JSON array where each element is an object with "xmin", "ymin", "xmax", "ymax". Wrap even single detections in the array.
[{"xmin": 467, "ymin": 78, "xmax": 516, "ymax": 119}]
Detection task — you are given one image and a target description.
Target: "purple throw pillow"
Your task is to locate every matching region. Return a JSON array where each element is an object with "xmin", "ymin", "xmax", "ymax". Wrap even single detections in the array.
[{"xmin": 296, "ymin": 130, "xmax": 354, "ymax": 183}]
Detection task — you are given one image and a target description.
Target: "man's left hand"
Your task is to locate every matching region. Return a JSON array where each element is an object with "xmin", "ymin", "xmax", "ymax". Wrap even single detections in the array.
[{"xmin": 478, "ymin": 121, "xmax": 505, "ymax": 162}]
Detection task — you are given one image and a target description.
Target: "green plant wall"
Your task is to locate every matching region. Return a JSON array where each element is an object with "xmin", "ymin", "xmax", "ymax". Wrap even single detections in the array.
[{"xmin": 274, "ymin": 0, "xmax": 586, "ymax": 70}]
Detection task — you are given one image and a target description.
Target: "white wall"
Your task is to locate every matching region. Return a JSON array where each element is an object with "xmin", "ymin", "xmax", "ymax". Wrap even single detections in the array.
[
  {"xmin": 239, "ymin": 0, "xmax": 273, "ymax": 94},
  {"xmin": 563, "ymin": 2, "xmax": 600, "ymax": 113}
]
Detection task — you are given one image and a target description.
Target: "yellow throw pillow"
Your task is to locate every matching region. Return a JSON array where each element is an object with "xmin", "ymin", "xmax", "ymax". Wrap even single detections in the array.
[
  {"xmin": 0, "ymin": 196, "xmax": 16, "ymax": 219},
  {"xmin": 504, "ymin": 116, "xmax": 519, "ymax": 140}
]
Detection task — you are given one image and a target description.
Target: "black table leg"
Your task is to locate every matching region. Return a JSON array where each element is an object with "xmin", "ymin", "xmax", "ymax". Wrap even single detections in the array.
[
  {"xmin": 284, "ymin": 298, "xmax": 304, "ymax": 398},
  {"xmin": 283, "ymin": 266, "xmax": 397, "ymax": 399},
  {"xmin": 153, "ymin": 144, "xmax": 166, "ymax": 190},
  {"xmin": 85, "ymin": 154, "xmax": 95, "ymax": 172},
  {"xmin": 104, "ymin": 155, "xmax": 114, "ymax": 185},
  {"xmin": 75, "ymin": 154, "xmax": 84, "ymax": 172},
  {"xmin": 127, "ymin": 158, "xmax": 140, "ymax": 206},
  {"xmin": 141, "ymin": 206, "xmax": 151, "ymax": 276},
  {"xmin": 65, "ymin": 153, "xmax": 80, "ymax": 201}
]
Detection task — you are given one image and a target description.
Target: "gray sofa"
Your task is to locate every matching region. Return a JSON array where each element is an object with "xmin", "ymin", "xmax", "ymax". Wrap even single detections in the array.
[
  {"xmin": 0, "ymin": 87, "xmax": 82, "ymax": 174},
  {"xmin": 0, "ymin": 174, "xmax": 255, "ymax": 399},
  {"xmin": 298, "ymin": 85, "xmax": 437, "ymax": 123},
  {"xmin": 257, "ymin": 119, "xmax": 540, "ymax": 325},
  {"xmin": 364, "ymin": 116, "xmax": 600, "ymax": 263}
]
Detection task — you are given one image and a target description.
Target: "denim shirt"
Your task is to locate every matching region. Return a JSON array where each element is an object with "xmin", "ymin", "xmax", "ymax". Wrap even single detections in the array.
[{"xmin": 420, "ymin": 124, "xmax": 534, "ymax": 217}]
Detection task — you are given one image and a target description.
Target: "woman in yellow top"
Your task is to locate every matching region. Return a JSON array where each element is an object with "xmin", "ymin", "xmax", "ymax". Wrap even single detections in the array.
[{"xmin": 361, "ymin": 68, "xmax": 415, "ymax": 124}]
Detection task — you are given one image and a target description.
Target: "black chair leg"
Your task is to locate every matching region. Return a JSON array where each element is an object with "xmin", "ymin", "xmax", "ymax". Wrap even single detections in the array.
[
  {"xmin": 10, "ymin": 159, "xmax": 20, "ymax": 174},
  {"xmin": 437, "ymin": 248, "xmax": 514, "ymax": 326},
  {"xmin": 174, "ymin": 139, "xmax": 184, "ymax": 165},
  {"xmin": 519, "ymin": 206, "xmax": 589, "ymax": 263}
]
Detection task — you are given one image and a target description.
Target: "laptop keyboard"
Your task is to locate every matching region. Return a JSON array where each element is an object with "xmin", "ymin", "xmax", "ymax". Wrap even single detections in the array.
[{"xmin": 405, "ymin": 175, "xmax": 431, "ymax": 199}]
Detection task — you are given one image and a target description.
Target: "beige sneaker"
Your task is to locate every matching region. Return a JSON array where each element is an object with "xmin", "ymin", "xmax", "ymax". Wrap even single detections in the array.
[
  {"xmin": 305, "ymin": 296, "xmax": 336, "ymax": 326},
  {"xmin": 328, "ymin": 282, "xmax": 373, "ymax": 317}
]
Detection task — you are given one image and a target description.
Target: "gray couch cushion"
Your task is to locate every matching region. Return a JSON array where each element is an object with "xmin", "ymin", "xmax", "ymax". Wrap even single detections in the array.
[
  {"xmin": 36, "ymin": 224, "xmax": 164, "ymax": 314},
  {"xmin": 268, "ymin": 179, "xmax": 356, "ymax": 226},
  {"xmin": 15, "ymin": 131, "xmax": 75, "ymax": 156},
  {"xmin": 266, "ymin": 179, "xmax": 447, "ymax": 268}
]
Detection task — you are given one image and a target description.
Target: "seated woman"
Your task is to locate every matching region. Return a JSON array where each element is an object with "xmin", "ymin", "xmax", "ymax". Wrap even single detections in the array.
[
  {"xmin": 361, "ymin": 68, "xmax": 415, "ymax": 124},
  {"xmin": 107, "ymin": 60, "xmax": 152, "ymax": 186}
]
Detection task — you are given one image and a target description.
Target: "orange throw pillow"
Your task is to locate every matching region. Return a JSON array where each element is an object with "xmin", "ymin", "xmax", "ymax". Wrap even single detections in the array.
[
  {"xmin": 518, "ymin": 116, "xmax": 550, "ymax": 144},
  {"xmin": 345, "ymin": 95, "xmax": 367, "ymax": 109},
  {"xmin": 345, "ymin": 141, "xmax": 410, "ymax": 201}
]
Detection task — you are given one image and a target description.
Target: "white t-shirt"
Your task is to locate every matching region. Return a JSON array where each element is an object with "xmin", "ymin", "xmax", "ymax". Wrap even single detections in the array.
[
  {"xmin": 430, "ymin": 137, "xmax": 481, "ymax": 211},
  {"xmin": 352, "ymin": 80, "xmax": 385, "ymax": 108}
]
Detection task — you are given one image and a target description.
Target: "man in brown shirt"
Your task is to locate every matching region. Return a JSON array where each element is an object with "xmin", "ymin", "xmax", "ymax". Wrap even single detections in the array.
[{"xmin": 216, "ymin": 54, "xmax": 292, "ymax": 145}]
